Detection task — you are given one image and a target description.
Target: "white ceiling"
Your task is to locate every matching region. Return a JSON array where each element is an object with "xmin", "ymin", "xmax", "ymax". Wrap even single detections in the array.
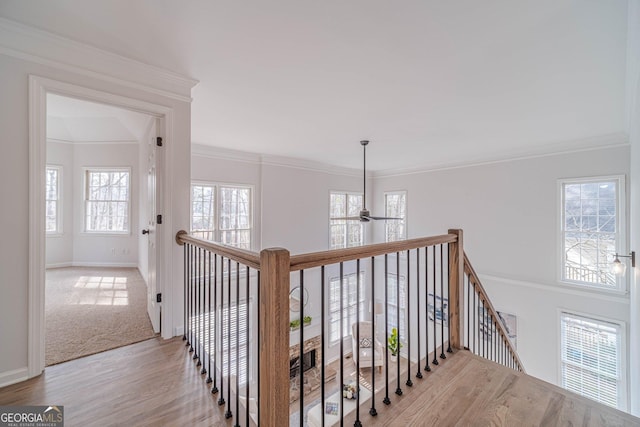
[
  {"xmin": 1, "ymin": 1, "xmax": 630, "ymax": 171},
  {"xmin": 47, "ymin": 94, "xmax": 153, "ymax": 143}
]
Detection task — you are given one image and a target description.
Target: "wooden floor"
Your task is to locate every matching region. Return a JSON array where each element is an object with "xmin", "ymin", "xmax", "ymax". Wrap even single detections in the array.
[{"xmin": 1, "ymin": 337, "xmax": 638, "ymax": 427}]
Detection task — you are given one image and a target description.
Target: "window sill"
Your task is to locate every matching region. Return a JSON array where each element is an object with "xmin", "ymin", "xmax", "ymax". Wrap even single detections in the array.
[
  {"xmin": 558, "ymin": 279, "xmax": 627, "ymax": 297},
  {"xmin": 46, "ymin": 232, "xmax": 64, "ymax": 238}
]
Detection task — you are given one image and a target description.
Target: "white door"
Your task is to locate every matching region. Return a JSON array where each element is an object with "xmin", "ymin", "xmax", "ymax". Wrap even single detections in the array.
[{"xmin": 145, "ymin": 119, "xmax": 161, "ymax": 333}]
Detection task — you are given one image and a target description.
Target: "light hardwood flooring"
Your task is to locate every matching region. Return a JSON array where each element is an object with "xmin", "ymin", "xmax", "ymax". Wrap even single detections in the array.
[{"xmin": 1, "ymin": 337, "xmax": 638, "ymax": 426}]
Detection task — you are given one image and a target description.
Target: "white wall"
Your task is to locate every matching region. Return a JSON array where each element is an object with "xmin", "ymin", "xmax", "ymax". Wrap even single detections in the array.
[
  {"xmin": 373, "ymin": 146, "xmax": 631, "ymax": 390},
  {"xmin": 46, "ymin": 141, "xmax": 140, "ymax": 268},
  {"xmin": 0, "ymin": 52, "xmax": 192, "ymax": 385}
]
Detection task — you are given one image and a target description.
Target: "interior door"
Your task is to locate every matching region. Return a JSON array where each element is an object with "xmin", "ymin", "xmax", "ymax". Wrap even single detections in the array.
[{"xmin": 146, "ymin": 119, "xmax": 161, "ymax": 333}]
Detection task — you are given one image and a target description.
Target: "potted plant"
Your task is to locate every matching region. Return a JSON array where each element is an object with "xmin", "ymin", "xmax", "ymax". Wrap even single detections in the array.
[
  {"xmin": 290, "ymin": 319, "xmax": 301, "ymax": 331},
  {"xmin": 387, "ymin": 327, "xmax": 402, "ymax": 361},
  {"xmin": 303, "ymin": 315, "xmax": 312, "ymax": 326}
]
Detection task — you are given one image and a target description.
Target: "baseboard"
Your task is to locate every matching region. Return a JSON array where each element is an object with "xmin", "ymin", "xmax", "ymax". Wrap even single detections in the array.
[
  {"xmin": 71, "ymin": 262, "xmax": 138, "ymax": 268},
  {"xmin": 0, "ymin": 367, "xmax": 29, "ymax": 388},
  {"xmin": 45, "ymin": 262, "xmax": 73, "ymax": 269}
]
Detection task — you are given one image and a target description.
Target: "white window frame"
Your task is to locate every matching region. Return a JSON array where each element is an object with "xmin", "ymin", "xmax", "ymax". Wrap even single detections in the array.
[
  {"xmin": 45, "ymin": 165, "xmax": 62, "ymax": 235},
  {"xmin": 83, "ymin": 167, "xmax": 131, "ymax": 235},
  {"xmin": 384, "ymin": 190, "xmax": 407, "ymax": 242},
  {"xmin": 328, "ymin": 272, "xmax": 365, "ymax": 345},
  {"xmin": 190, "ymin": 181, "xmax": 253, "ymax": 250},
  {"xmin": 191, "ymin": 182, "xmax": 216, "ymax": 241},
  {"xmin": 329, "ymin": 191, "xmax": 364, "ymax": 249},
  {"xmin": 558, "ymin": 310, "xmax": 627, "ymax": 411},
  {"xmin": 386, "ymin": 273, "xmax": 407, "ymax": 343},
  {"xmin": 558, "ymin": 175, "xmax": 626, "ymax": 293}
]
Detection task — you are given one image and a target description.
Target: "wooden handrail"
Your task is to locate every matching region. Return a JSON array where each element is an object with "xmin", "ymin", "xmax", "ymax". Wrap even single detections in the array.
[
  {"xmin": 289, "ymin": 233, "xmax": 457, "ymax": 271},
  {"xmin": 463, "ymin": 253, "xmax": 525, "ymax": 372},
  {"xmin": 175, "ymin": 230, "xmax": 261, "ymax": 270}
]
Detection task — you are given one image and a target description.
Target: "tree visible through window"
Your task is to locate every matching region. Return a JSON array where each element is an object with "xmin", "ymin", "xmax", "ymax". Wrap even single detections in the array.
[
  {"xmin": 560, "ymin": 312, "xmax": 625, "ymax": 410},
  {"xmin": 385, "ymin": 191, "xmax": 406, "ymax": 242},
  {"xmin": 85, "ymin": 169, "xmax": 130, "ymax": 233},
  {"xmin": 46, "ymin": 166, "xmax": 61, "ymax": 233},
  {"xmin": 560, "ymin": 177, "xmax": 624, "ymax": 290},
  {"xmin": 329, "ymin": 192, "xmax": 363, "ymax": 249},
  {"xmin": 386, "ymin": 273, "xmax": 406, "ymax": 342},
  {"xmin": 191, "ymin": 183, "xmax": 252, "ymax": 249}
]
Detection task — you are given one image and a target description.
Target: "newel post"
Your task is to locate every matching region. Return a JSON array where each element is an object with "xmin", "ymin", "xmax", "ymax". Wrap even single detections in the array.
[
  {"xmin": 448, "ymin": 229, "xmax": 464, "ymax": 350},
  {"xmin": 259, "ymin": 248, "xmax": 290, "ymax": 426}
]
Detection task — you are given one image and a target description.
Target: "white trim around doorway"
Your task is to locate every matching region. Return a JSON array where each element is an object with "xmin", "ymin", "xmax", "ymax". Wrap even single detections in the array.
[{"xmin": 28, "ymin": 75, "xmax": 175, "ymax": 378}]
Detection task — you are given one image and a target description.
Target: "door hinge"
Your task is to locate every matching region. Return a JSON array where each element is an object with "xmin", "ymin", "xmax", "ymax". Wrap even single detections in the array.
[
  {"xmin": 156, "ymin": 293, "xmax": 162, "ymax": 303},
  {"xmin": 157, "ymin": 214, "xmax": 163, "ymax": 224},
  {"xmin": 156, "ymin": 137, "xmax": 163, "ymax": 147}
]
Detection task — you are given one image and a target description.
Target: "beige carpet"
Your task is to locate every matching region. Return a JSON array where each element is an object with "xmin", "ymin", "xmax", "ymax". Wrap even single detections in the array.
[{"xmin": 45, "ymin": 267, "xmax": 157, "ymax": 366}]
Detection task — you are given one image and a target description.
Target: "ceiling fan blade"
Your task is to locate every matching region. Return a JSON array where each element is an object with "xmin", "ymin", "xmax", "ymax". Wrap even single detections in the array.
[
  {"xmin": 332, "ymin": 216, "xmax": 363, "ymax": 221},
  {"xmin": 367, "ymin": 216, "xmax": 403, "ymax": 221}
]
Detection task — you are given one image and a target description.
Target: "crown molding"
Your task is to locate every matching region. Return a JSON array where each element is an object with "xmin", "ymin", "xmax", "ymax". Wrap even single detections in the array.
[
  {"xmin": 191, "ymin": 143, "xmax": 262, "ymax": 164},
  {"xmin": 0, "ymin": 17, "xmax": 198, "ymax": 103},
  {"xmin": 192, "ymin": 143, "xmax": 364, "ymax": 177},
  {"xmin": 260, "ymin": 154, "xmax": 363, "ymax": 177},
  {"xmin": 373, "ymin": 132, "xmax": 630, "ymax": 178}
]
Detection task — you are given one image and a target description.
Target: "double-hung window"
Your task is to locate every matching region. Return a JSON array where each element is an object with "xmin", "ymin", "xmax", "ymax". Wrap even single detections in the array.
[
  {"xmin": 560, "ymin": 312, "xmax": 626, "ymax": 410},
  {"xmin": 329, "ymin": 192, "xmax": 364, "ymax": 249},
  {"xmin": 220, "ymin": 300, "xmax": 251, "ymax": 385},
  {"xmin": 328, "ymin": 272, "xmax": 365, "ymax": 344},
  {"xmin": 45, "ymin": 166, "xmax": 62, "ymax": 234},
  {"xmin": 384, "ymin": 191, "xmax": 407, "ymax": 242},
  {"xmin": 191, "ymin": 183, "xmax": 252, "ymax": 249},
  {"xmin": 386, "ymin": 273, "xmax": 406, "ymax": 342},
  {"xmin": 559, "ymin": 176, "xmax": 625, "ymax": 291},
  {"xmin": 84, "ymin": 168, "xmax": 130, "ymax": 233}
]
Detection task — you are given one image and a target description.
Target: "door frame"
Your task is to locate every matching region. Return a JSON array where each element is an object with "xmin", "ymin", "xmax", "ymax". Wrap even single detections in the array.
[{"xmin": 28, "ymin": 75, "xmax": 175, "ymax": 377}]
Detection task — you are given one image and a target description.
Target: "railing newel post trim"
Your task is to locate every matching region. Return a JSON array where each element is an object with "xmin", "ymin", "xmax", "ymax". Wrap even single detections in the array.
[
  {"xmin": 259, "ymin": 247, "xmax": 290, "ymax": 427},
  {"xmin": 448, "ymin": 229, "xmax": 463, "ymax": 350}
]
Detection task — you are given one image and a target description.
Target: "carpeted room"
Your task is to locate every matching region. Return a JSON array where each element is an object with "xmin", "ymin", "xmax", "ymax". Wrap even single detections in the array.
[{"xmin": 45, "ymin": 267, "xmax": 156, "ymax": 366}]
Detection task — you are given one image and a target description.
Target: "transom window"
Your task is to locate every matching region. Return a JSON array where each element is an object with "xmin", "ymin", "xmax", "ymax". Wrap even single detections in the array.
[
  {"xmin": 559, "ymin": 176, "xmax": 625, "ymax": 291},
  {"xmin": 191, "ymin": 183, "xmax": 252, "ymax": 249},
  {"xmin": 329, "ymin": 192, "xmax": 364, "ymax": 249},
  {"xmin": 384, "ymin": 191, "xmax": 407, "ymax": 242},
  {"xmin": 84, "ymin": 168, "xmax": 130, "ymax": 233},
  {"xmin": 328, "ymin": 272, "xmax": 365, "ymax": 345},
  {"xmin": 45, "ymin": 166, "xmax": 62, "ymax": 234},
  {"xmin": 560, "ymin": 312, "xmax": 626, "ymax": 410}
]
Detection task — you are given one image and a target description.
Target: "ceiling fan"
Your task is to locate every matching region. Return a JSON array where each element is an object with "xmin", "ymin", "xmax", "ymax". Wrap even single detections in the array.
[{"xmin": 334, "ymin": 140, "xmax": 402, "ymax": 222}]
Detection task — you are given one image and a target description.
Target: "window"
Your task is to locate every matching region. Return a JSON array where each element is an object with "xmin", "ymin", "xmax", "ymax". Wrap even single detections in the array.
[
  {"xmin": 191, "ymin": 183, "xmax": 252, "ymax": 249},
  {"xmin": 386, "ymin": 273, "xmax": 406, "ymax": 342},
  {"xmin": 45, "ymin": 166, "xmax": 61, "ymax": 234},
  {"xmin": 329, "ymin": 192, "xmax": 364, "ymax": 249},
  {"xmin": 328, "ymin": 272, "xmax": 365, "ymax": 344},
  {"xmin": 560, "ymin": 312, "xmax": 625, "ymax": 410},
  {"xmin": 220, "ymin": 300, "xmax": 251, "ymax": 385},
  {"xmin": 385, "ymin": 191, "xmax": 406, "ymax": 242},
  {"xmin": 84, "ymin": 168, "xmax": 130, "ymax": 233},
  {"xmin": 560, "ymin": 177, "xmax": 625, "ymax": 291},
  {"xmin": 191, "ymin": 184, "xmax": 216, "ymax": 240}
]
